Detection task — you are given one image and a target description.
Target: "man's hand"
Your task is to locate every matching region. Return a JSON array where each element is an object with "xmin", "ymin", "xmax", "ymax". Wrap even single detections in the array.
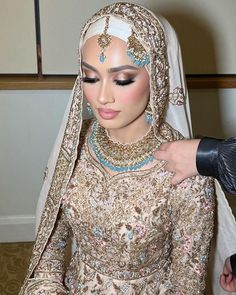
[
  {"xmin": 154, "ymin": 139, "xmax": 200, "ymax": 185},
  {"xmin": 220, "ymin": 257, "xmax": 236, "ymax": 292}
]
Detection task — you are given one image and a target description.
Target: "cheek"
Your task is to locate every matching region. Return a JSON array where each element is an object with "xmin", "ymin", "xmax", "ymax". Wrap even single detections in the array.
[
  {"xmin": 83, "ymin": 85, "xmax": 95, "ymax": 103},
  {"xmin": 116, "ymin": 83, "xmax": 149, "ymax": 106}
]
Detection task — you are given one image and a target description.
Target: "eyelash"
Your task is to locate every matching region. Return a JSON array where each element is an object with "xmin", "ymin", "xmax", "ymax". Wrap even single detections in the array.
[
  {"xmin": 82, "ymin": 77, "xmax": 99, "ymax": 83},
  {"xmin": 114, "ymin": 78, "xmax": 135, "ymax": 86},
  {"xmin": 82, "ymin": 77, "xmax": 135, "ymax": 86}
]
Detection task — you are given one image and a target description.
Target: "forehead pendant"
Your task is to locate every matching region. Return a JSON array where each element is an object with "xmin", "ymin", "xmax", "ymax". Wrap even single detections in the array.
[
  {"xmin": 127, "ymin": 30, "xmax": 150, "ymax": 67},
  {"xmin": 97, "ymin": 16, "xmax": 112, "ymax": 63}
]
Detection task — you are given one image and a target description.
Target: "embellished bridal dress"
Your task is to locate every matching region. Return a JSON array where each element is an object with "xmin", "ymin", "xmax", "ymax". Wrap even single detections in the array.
[
  {"xmin": 28, "ymin": 120, "xmax": 214, "ymax": 294},
  {"xmin": 19, "ymin": 3, "xmax": 236, "ymax": 295}
]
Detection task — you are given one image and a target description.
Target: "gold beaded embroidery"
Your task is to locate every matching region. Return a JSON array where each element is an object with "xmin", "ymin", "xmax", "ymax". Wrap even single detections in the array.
[
  {"xmin": 88, "ymin": 121, "xmax": 157, "ymax": 171},
  {"xmin": 127, "ymin": 30, "xmax": 150, "ymax": 67}
]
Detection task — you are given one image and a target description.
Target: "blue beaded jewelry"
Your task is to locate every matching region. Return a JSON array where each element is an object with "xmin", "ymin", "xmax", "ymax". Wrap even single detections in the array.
[
  {"xmin": 88, "ymin": 121, "xmax": 155, "ymax": 172},
  {"xmin": 86, "ymin": 103, "xmax": 93, "ymax": 117},
  {"xmin": 127, "ymin": 31, "xmax": 150, "ymax": 67}
]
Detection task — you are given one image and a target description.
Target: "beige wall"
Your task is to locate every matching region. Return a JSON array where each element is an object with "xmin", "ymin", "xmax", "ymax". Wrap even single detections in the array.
[
  {"xmin": 0, "ymin": 0, "xmax": 37, "ymax": 73},
  {"xmin": 189, "ymin": 89, "xmax": 236, "ymax": 139},
  {"xmin": 0, "ymin": 90, "xmax": 69, "ymax": 242},
  {"xmin": 39, "ymin": 0, "xmax": 236, "ymax": 74},
  {"xmin": 1, "ymin": 0, "xmax": 236, "ymax": 74}
]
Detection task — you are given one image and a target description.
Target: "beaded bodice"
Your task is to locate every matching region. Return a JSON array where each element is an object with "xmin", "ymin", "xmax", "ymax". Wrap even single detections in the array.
[
  {"xmin": 63, "ymin": 143, "xmax": 172, "ymax": 278},
  {"xmin": 52, "ymin": 131, "xmax": 213, "ymax": 294},
  {"xmin": 23, "ymin": 124, "xmax": 215, "ymax": 294}
]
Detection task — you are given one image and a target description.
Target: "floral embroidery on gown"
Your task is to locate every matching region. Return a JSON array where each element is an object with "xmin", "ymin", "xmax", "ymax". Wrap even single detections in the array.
[{"xmin": 27, "ymin": 122, "xmax": 215, "ymax": 295}]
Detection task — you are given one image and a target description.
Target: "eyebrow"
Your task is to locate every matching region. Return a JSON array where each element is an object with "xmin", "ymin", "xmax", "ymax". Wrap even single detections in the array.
[
  {"xmin": 82, "ymin": 61, "xmax": 138, "ymax": 73},
  {"xmin": 82, "ymin": 62, "xmax": 98, "ymax": 73},
  {"xmin": 108, "ymin": 65, "xmax": 138, "ymax": 73}
]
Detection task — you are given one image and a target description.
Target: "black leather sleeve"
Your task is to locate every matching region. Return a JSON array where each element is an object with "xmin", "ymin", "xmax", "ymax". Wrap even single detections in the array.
[{"xmin": 196, "ymin": 137, "xmax": 236, "ymax": 194}]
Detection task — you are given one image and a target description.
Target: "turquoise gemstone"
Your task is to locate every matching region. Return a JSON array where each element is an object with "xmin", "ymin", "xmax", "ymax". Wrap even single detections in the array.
[{"xmin": 99, "ymin": 53, "xmax": 106, "ymax": 63}]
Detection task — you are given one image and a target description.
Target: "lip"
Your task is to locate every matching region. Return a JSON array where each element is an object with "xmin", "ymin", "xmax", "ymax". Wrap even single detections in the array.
[{"xmin": 97, "ymin": 108, "xmax": 120, "ymax": 120}]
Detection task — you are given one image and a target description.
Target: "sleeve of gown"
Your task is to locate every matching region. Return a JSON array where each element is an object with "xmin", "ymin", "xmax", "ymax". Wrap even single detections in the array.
[
  {"xmin": 159, "ymin": 176, "xmax": 215, "ymax": 294},
  {"xmin": 24, "ymin": 208, "xmax": 71, "ymax": 294}
]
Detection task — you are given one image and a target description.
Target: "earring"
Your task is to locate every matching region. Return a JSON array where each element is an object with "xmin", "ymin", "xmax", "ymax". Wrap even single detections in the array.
[
  {"xmin": 86, "ymin": 102, "xmax": 93, "ymax": 117},
  {"xmin": 145, "ymin": 103, "xmax": 153, "ymax": 125}
]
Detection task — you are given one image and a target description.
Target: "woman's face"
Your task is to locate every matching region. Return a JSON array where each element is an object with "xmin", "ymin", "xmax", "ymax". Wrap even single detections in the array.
[{"xmin": 81, "ymin": 35, "xmax": 150, "ymax": 132}]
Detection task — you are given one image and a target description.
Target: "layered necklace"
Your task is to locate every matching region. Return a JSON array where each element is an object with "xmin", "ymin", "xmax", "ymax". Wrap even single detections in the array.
[{"xmin": 88, "ymin": 121, "xmax": 157, "ymax": 172}]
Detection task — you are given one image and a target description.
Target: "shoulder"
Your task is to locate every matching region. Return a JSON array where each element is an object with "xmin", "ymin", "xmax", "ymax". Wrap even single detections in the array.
[
  {"xmin": 172, "ymin": 175, "xmax": 215, "ymax": 209},
  {"xmin": 77, "ymin": 118, "xmax": 94, "ymax": 152},
  {"xmin": 158, "ymin": 122, "xmax": 184, "ymax": 143}
]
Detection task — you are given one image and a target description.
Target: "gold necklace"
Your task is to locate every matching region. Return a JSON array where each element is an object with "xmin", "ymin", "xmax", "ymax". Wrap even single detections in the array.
[{"xmin": 88, "ymin": 121, "xmax": 157, "ymax": 172}]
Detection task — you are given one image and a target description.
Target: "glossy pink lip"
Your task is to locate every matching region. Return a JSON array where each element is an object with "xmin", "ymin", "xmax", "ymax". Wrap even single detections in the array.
[{"xmin": 97, "ymin": 108, "xmax": 120, "ymax": 120}]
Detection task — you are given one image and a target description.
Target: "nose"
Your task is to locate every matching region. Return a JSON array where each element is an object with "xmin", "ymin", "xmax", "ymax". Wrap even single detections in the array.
[{"xmin": 97, "ymin": 81, "xmax": 114, "ymax": 105}]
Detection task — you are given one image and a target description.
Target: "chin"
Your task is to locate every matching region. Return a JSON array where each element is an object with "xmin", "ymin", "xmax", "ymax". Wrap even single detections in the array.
[
  {"xmin": 96, "ymin": 117, "xmax": 126, "ymax": 130},
  {"xmin": 97, "ymin": 120, "xmax": 119, "ymax": 130}
]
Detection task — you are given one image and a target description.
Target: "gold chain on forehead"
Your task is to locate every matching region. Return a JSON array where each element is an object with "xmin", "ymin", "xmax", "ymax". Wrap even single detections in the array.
[
  {"xmin": 97, "ymin": 16, "xmax": 112, "ymax": 63},
  {"xmin": 96, "ymin": 14, "xmax": 149, "ymax": 68}
]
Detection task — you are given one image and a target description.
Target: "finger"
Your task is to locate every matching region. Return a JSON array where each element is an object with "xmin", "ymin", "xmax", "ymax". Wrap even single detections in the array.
[
  {"xmin": 220, "ymin": 274, "xmax": 227, "ymax": 289},
  {"xmin": 226, "ymin": 273, "xmax": 233, "ymax": 284},
  {"xmin": 154, "ymin": 150, "xmax": 168, "ymax": 161},
  {"xmin": 171, "ymin": 174, "xmax": 185, "ymax": 185},
  {"xmin": 158, "ymin": 142, "xmax": 171, "ymax": 151},
  {"xmin": 164, "ymin": 162, "xmax": 174, "ymax": 173}
]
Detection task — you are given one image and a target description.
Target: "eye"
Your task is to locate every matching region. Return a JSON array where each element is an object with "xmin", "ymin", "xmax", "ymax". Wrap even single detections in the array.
[
  {"xmin": 82, "ymin": 77, "xmax": 99, "ymax": 83},
  {"xmin": 114, "ymin": 78, "xmax": 135, "ymax": 86}
]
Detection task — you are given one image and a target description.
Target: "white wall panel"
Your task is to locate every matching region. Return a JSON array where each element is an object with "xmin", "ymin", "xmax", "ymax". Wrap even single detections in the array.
[
  {"xmin": 189, "ymin": 89, "xmax": 236, "ymax": 139},
  {"xmin": 0, "ymin": 90, "xmax": 69, "ymax": 241},
  {"xmin": 39, "ymin": 0, "xmax": 119, "ymax": 74},
  {"xmin": 40, "ymin": 0, "xmax": 236, "ymax": 74},
  {"xmin": 0, "ymin": 0, "xmax": 37, "ymax": 73}
]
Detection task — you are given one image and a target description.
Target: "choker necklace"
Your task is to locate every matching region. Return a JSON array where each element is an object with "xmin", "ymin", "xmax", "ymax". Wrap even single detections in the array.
[{"xmin": 88, "ymin": 121, "xmax": 156, "ymax": 172}]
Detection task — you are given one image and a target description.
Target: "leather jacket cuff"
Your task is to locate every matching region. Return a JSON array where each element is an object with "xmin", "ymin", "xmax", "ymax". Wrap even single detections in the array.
[{"xmin": 196, "ymin": 137, "xmax": 222, "ymax": 178}]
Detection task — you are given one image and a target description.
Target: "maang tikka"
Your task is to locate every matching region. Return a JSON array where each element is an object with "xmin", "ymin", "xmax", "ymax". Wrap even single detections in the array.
[{"xmin": 97, "ymin": 17, "xmax": 112, "ymax": 63}]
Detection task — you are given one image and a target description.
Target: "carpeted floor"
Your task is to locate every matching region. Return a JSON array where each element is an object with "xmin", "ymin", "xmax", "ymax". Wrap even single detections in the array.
[{"xmin": 0, "ymin": 242, "xmax": 33, "ymax": 295}]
